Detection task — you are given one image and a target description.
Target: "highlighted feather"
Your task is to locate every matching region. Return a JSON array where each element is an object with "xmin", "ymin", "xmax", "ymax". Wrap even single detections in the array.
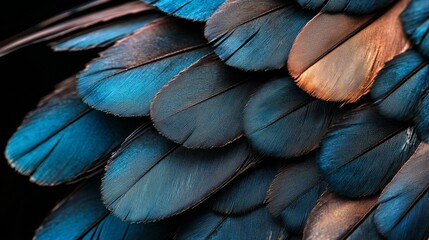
[
  {"xmin": 288, "ymin": 0, "xmax": 410, "ymax": 103},
  {"xmin": 205, "ymin": 0, "xmax": 314, "ymax": 71},
  {"xmin": 295, "ymin": 0, "xmax": 396, "ymax": 15},
  {"xmin": 401, "ymin": 0, "xmax": 429, "ymax": 58}
]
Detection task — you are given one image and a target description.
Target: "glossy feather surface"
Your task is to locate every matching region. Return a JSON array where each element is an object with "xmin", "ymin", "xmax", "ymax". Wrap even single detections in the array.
[{"xmin": 401, "ymin": 0, "xmax": 429, "ymax": 58}]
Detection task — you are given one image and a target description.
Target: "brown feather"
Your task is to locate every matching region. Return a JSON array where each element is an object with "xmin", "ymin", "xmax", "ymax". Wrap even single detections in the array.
[{"xmin": 288, "ymin": 0, "xmax": 410, "ymax": 103}]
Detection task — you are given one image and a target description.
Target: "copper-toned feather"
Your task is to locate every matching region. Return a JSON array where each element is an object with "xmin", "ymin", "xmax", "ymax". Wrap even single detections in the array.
[{"xmin": 288, "ymin": 0, "xmax": 410, "ymax": 103}]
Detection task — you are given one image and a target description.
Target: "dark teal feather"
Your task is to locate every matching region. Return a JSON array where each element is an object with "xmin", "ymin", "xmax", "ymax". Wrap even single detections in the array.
[
  {"xmin": 295, "ymin": 0, "xmax": 396, "ymax": 14},
  {"xmin": 5, "ymin": 79, "xmax": 137, "ymax": 185},
  {"xmin": 415, "ymin": 93, "xmax": 429, "ymax": 142},
  {"xmin": 244, "ymin": 77, "xmax": 336, "ymax": 159},
  {"xmin": 78, "ymin": 18, "xmax": 211, "ymax": 116},
  {"xmin": 151, "ymin": 54, "xmax": 260, "ymax": 149},
  {"xmin": 401, "ymin": 0, "xmax": 429, "ymax": 58},
  {"xmin": 374, "ymin": 143, "xmax": 429, "ymax": 240},
  {"xmin": 143, "ymin": 0, "xmax": 225, "ymax": 21},
  {"xmin": 205, "ymin": 0, "xmax": 314, "ymax": 71},
  {"xmin": 35, "ymin": 180, "xmax": 175, "ymax": 240},
  {"xmin": 102, "ymin": 125, "xmax": 255, "ymax": 222},
  {"xmin": 371, "ymin": 50, "xmax": 429, "ymax": 121},
  {"xmin": 318, "ymin": 104, "xmax": 419, "ymax": 197}
]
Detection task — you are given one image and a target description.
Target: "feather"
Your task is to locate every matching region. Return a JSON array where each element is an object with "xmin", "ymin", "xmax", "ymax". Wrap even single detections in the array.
[
  {"xmin": 176, "ymin": 208, "xmax": 288, "ymax": 240},
  {"xmin": 78, "ymin": 18, "xmax": 211, "ymax": 116},
  {"xmin": 0, "ymin": 1, "xmax": 152, "ymax": 56},
  {"xmin": 143, "ymin": 0, "xmax": 225, "ymax": 21},
  {"xmin": 205, "ymin": 0, "xmax": 315, "ymax": 71},
  {"xmin": 401, "ymin": 0, "xmax": 429, "ymax": 58},
  {"xmin": 318, "ymin": 104, "xmax": 419, "ymax": 197},
  {"xmin": 415, "ymin": 93, "xmax": 429, "ymax": 142},
  {"xmin": 211, "ymin": 162, "xmax": 279, "ymax": 215},
  {"xmin": 35, "ymin": 180, "xmax": 175, "ymax": 240},
  {"xmin": 102, "ymin": 125, "xmax": 256, "ymax": 222},
  {"xmin": 5, "ymin": 79, "xmax": 137, "ymax": 186},
  {"xmin": 304, "ymin": 191, "xmax": 381, "ymax": 240},
  {"xmin": 244, "ymin": 76, "xmax": 336, "ymax": 159},
  {"xmin": 371, "ymin": 50, "xmax": 429, "ymax": 121},
  {"xmin": 295, "ymin": 0, "xmax": 396, "ymax": 15},
  {"xmin": 151, "ymin": 54, "xmax": 260, "ymax": 149},
  {"xmin": 52, "ymin": 13, "xmax": 161, "ymax": 51},
  {"xmin": 267, "ymin": 155, "xmax": 327, "ymax": 234},
  {"xmin": 288, "ymin": 0, "xmax": 410, "ymax": 103},
  {"xmin": 374, "ymin": 143, "xmax": 429, "ymax": 240}
]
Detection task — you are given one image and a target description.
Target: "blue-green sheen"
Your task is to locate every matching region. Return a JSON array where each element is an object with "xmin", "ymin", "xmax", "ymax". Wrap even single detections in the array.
[
  {"xmin": 143, "ymin": 0, "xmax": 225, "ymax": 21},
  {"xmin": 53, "ymin": 13, "xmax": 160, "ymax": 51},
  {"xmin": 415, "ymin": 95, "xmax": 429, "ymax": 142},
  {"xmin": 401, "ymin": 0, "xmax": 429, "ymax": 58},
  {"xmin": 244, "ymin": 77, "xmax": 336, "ymax": 159},
  {"xmin": 318, "ymin": 105, "xmax": 419, "ymax": 198},
  {"xmin": 205, "ymin": 0, "xmax": 314, "ymax": 70},
  {"xmin": 295, "ymin": 0, "xmax": 396, "ymax": 14},
  {"xmin": 78, "ymin": 18, "xmax": 211, "ymax": 116},
  {"xmin": 36, "ymin": 180, "xmax": 174, "ymax": 240},
  {"xmin": 371, "ymin": 50, "xmax": 429, "ymax": 121},
  {"xmin": 102, "ymin": 125, "xmax": 254, "ymax": 222}
]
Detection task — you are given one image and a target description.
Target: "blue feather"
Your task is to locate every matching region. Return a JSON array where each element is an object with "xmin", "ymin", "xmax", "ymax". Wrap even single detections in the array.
[
  {"xmin": 36, "ymin": 180, "xmax": 175, "ymax": 240},
  {"xmin": 176, "ymin": 208, "xmax": 288, "ymax": 239},
  {"xmin": 415, "ymin": 93, "xmax": 429, "ymax": 142},
  {"xmin": 78, "ymin": 18, "xmax": 211, "ymax": 116},
  {"xmin": 151, "ymin": 54, "xmax": 260, "ymax": 149},
  {"xmin": 5, "ymin": 79, "xmax": 137, "ymax": 185},
  {"xmin": 267, "ymin": 155, "xmax": 327, "ymax": 233},
  {"xmin": 205, "ymin": 0, "xmax": 314, "ymax": 71},
  {"xmin": 244, "ymin": 77, "xmax": 336, "ymax": 159},
  {"xmin": 371, "ymin": 50, "xmax": 429, "ymax": 121},
  {"xmin": 374, "ymin": 143, "xmax": 429, "ymax": 240},
  {"xmin": 211, "ymin": 162, "xmax": 279, "ymax": 215},
  {"xmin": 295, "ymin": 0, "xmax": 395, "ymax": 14},
  {"xmin": 102, "ymin": 125, "xmax": 255, "ymax": 222},
  {"xmin": 53, "ymin": 13, "xmax": 161, "ymax": 51},
  {"xmin": 318, "ymin": 104, "xmax": 419, "ymax": 197},
  {"xmin": 401, "ymin": 0, "xmax": 429, "ymax": 58},
  {"xmin": 143, "ymin": 0, "xmax": 225, "ymax": 21}
]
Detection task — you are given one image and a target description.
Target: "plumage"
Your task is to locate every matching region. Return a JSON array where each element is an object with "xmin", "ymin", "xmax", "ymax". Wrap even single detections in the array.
[
  {"xmin": 52, "ymin": 13, "xmax": 161, "ymax": 51},
  {"xmin": 267, "ymin": 155, "xmax": 327, "ymax": 233},
  {"xmin": 78, "ymin": 18, "xmax": 211, "ymax": 116},
  {"xmin": 318, "ymin": 104, "xmax": 419, "ymax": 197},
  {"xmin": 151, "ymin": 54, "xmax": 260, "ymax": 149},
  {"xmin": 374, "ymin": 143, "xmax": 429, "ymax": 240},
  {"xmin": 244, "ymin": 77, "xmax": 336, "ymax": 159},
  {"xmin": 288, "ymin": 0, "xmax": 410, "ymax": 103},
  {"xmin": 371, "ymin": 50, "xmax": 429, "ymax": 121},
  {"xmin": 415, "ymin": 94, "xmax": 429, "ymax": 142},
  {"xmin": 143, "ymin": 0, "xmax": 225, "ymax": 21},
  {"xmin": 102, "ymin": 125, "xmax": 256, "ymax": 222},
  {"xmin": 401, "ymin": 0, "xmax": 429, "ymax": 58},
  {"xmin": 5, "ymin": 79, "xmax": 137, "ymax": 185},
  {"xmin": 294, "ymin": 0, "xmax": 396, "ymax": 15},
  {"xmin": 205, "ymin": 0, "xmax": 315, "ymax": 71},
  {"xmin": 304, "ymin": 191, "xmax": 381, "ymax": 240},
  {"xmin": 35, "ymin": 180, "xmax": 175, "ymax": 240}
]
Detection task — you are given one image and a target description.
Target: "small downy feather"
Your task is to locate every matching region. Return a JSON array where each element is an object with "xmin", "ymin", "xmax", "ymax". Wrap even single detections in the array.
[
  {"xmin": 0, "ymin": 1, "xmax": 152, "ymax": 56},
  {"xmin": 5, "ymin": 78, "xmax": 137, "ymax": 185},
  {"xmin": 415, "ymin": 93, "xmax": 429, "ymax": 142},
  {"xmin": 102, "ymin": 125, "xmax": 256, "ymax": 222},
  {"xmin": 205, "ymin": 0, "xmax": 315, "ymax": 71},
  {"xmin": 294, "ymin": 0, "xmax": 396, "ymax": 15},
  {"xmin": 35, "ymin": 180, "xmax": 175, "ymax": 240},
  {"xmin": 52, "ymin": 13, "xmax": 161, "ymax": 51},
  {"xmin": 374, "ymin": 143, "xmax": 429, "ymax": 240},
  {"xmin": 304, "ymin": 191, "xmax": 381, "ymax": 240},
  {"xmin": 143, "ymin": 0, "xmax": 225, "ymax": 21},
  {"xmin": 151, "ymin": 54, "xmax": 260, "ymax": 149},
  {"xmin": 267, "ymin": 155, "xmax": 327, "ymax": 234},
  {"xmin": 176, "ymin": 208, "xmax": 288, "ymax": 240},
  {"xmin": 318, "ymin": 104, "xmax": 419, "ymax": 197},
  {"xmin": 78, "ymin": 18, "xmax": 211, "ymax": 116},
  {"xmin": 244, "ymin": 76, "xmax": 336, "ymax": 159},
  {"xmin": 371, "ymin": 50, "xmax": 429, "ymax": 121},
  {"xmin": 401, "ymin": 0, "xmax": 429, "ymax": 58},
  {"xmin": 288, "ymin": 0, "xmax": 409, "ymax": 103}
]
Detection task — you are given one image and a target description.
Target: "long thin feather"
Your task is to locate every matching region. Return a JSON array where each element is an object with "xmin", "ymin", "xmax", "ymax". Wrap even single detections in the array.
[
  {"xmin": 295, "ymin": 0, "xmax": 396, "ymax": 14},
  {"xmin": 415, "ymin": 93, "xmax": 429, "ymax": 142},
  {"xmin": 401, "ymin": 0, "xmax": 429, "ymax": 58}
]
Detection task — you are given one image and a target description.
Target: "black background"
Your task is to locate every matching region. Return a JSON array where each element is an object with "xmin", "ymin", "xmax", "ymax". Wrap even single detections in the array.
[{"xmin": 0, "ymin": 1, "xmax": 99, "ymax": 238}]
